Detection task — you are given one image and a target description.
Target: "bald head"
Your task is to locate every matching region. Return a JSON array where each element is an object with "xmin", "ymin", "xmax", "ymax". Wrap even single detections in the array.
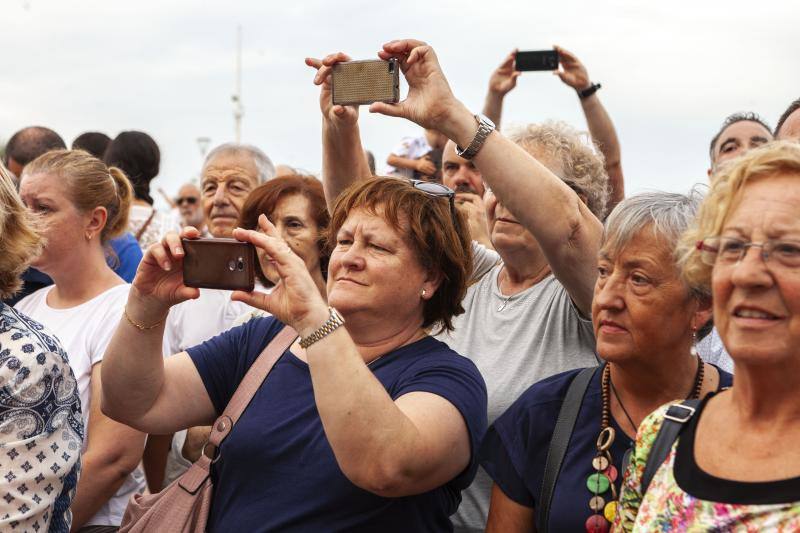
[
  {"xmin": 4, "ymin": 126, "xmax": 66, "ymax": 177},
  {"xmin": 442, "ymin": 139, "xmax": 484, "ymax": 196}
]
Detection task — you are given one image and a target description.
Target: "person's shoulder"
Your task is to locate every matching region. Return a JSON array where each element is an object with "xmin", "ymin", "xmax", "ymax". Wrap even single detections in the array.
[
  {"xmin": 13, "ymin": 285, "xmax": 51, "ymax": 312},
  {"xmin": 97, "ymin": 283, "xmax": 131, "ymax": 307},
  {"xmin": 2, "ymin": 304, "xmax": 69, "ymax": 364},
  {"xmin": 509, "ymin": 367, "xmax": 592, "ymax": 412}
]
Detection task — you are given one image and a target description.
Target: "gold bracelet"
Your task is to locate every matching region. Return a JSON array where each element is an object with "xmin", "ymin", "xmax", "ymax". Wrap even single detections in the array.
[{"xmin": 123, "ymin": 307, "xmax": 166, "ymax": 331}]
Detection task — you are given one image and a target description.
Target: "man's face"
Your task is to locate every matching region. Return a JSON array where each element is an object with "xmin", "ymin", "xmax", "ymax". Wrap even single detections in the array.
[
  {"xmin": 176, "ymin": 184, "xmax": 203, "ymax": 227},
  {"xmin": 712, "ymin": 120, "xmax": 772, "ymax": 171},
  {"xmin": 442, "ymin": 140, "xmax": 484, "ymax": 196},
  {"xmin": 777, "ymin": 109, "xmax": 800, "ymax": 142},
  {"xmin": 200, "ymin": 152, "xmax": 260, "ymax": 237}
]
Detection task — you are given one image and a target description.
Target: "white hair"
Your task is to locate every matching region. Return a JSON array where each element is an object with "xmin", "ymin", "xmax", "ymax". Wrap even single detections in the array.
[{"xmin": 203, "ymin": 143, "xmax": 276, "ymax": 184}]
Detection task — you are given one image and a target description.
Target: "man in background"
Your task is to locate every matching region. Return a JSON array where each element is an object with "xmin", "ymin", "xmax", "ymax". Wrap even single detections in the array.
[
  {"xmin": 775, "ymin": 97, "xmax": 800, "ymax": 141},
  {"xmin": 175, "ymin": 182, "xmax": 206, "ymax": 234},
  {"xmin": 707, "ymin": 112, "xmax": 772, "ymax": 176}
]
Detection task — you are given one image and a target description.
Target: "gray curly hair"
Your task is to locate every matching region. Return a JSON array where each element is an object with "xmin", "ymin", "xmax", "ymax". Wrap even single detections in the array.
[{"xmin": 506, "ymin": 121, "xmax": 610, "ymax": 219}]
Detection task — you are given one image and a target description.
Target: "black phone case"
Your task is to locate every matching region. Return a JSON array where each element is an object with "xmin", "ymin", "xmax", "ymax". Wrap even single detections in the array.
[
  {"xmin": 515, "ymin": 50, "xmax": 559, "ymax": 71},
  {"xmin": 182, "ymin": 238, "xmax": 255, "ymax": 292}
]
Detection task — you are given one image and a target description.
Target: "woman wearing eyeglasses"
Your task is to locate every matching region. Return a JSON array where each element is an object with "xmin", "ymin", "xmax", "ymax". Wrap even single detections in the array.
[
  {"xmin": 100, "ymin": 174, "xmax": 489, "ymax": 531},
  {"xmin": 614, "ymin": 142, "xmax": 800, "ymax": 530}
]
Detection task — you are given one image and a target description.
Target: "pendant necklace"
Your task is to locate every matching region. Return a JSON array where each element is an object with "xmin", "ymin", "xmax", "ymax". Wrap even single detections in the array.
[{"xmin": 584, "ymin": 360, "xmax": 704, "ymax": 532}]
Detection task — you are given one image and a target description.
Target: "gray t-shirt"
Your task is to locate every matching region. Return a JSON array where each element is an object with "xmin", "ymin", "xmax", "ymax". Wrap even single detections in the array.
[{"xmin": 436, "ymin": 244, "xmax": 598, "ymax": 532}]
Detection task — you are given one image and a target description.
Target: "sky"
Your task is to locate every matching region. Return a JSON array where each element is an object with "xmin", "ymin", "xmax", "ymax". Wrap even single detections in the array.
[{"xmin": 1, "ymin": 0, "xmax": 798, "ymax": 210}]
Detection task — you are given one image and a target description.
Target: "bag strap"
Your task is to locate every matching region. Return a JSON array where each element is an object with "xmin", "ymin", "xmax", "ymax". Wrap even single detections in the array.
[
  {"xmin": 134, "ymin": 208, "xmax": 157, "ymax": 243},
  {"xmin": 536, "ymin": 366, "xmax": 596, "ymax": 533},
  {"xmin": 207, "ymin": 325, "xmax": 298, "ymax": 450},
  {"xmin": 640, "ymin": 398, "xmax": 700, "ymax": 495}
]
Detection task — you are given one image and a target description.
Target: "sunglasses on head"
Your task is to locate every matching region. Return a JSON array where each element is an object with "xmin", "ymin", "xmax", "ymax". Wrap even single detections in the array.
[
  {"xmin": 176, "ymin": 196, "xmax": 198, "ymax": 206},
  {"xmin": 409, "ymin": 179, "xmax": 456, "ymax": 219}
]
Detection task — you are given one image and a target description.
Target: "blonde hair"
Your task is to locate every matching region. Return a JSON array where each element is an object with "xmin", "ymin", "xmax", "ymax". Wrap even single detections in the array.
[
  {"xmin": 679, "ymin": 141, "xmax": 800, "ymax": 292},
  {"xmin": 23, "ymin": 149, "xmax": 133, "ymax": 243},
  {"xmin": 0, "ymin": 165, "xmax": 42, "ymax": 300},
  {"xmin": 506, "ymin": 121, "xmax": 610, "ymax": 219}
]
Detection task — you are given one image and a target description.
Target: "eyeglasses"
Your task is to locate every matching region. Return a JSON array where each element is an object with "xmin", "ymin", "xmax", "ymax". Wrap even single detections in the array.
[
  {"xmin": 696, "ymin": 236, "xmax": 800, "ymax": 269},
  {"xmin": 409, "ymin": 179, "xmax": 456, "ymax": 219},
  {"xmin": 176, "ymin": 196, "xmax": 198, "ymax": 206}
]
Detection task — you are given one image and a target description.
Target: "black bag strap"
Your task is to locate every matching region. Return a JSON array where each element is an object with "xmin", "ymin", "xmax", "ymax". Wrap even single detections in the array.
[
  {"xmin": 536, "ymin": 367, "xmax": 596, "ymax": 533},
  {"xmin": 640, "ymin": 399, "xmax": 700, "ymax": 495}
]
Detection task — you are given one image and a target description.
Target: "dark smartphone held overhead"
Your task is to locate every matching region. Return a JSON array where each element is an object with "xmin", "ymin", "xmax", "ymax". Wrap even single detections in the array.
[
  {"xmin": 331, "ymin": 59, "xmax": 400, "ymax": 106},
  {"xmin": 182, "ymin": 238, "xmax": 256, "ymax": 292},
  {"xmin": 515, "ymin": 50, "xmax": 559, "ymax": 71}
]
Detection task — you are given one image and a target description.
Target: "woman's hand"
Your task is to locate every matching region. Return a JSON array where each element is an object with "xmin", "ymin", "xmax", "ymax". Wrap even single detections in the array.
[
  {"xmin": 232, "ymin": 215, "xmax": 330, "ymax": 337},
  {"xmin": 553, "ymin": 45, "xmax": 590, "ymax": 91},
  {"xmin": 369, "ymin": 39, "xmax": 471, "ymax": 136},
  {"xmin": 305, "ymin": 52, "xmax": 359, "ymax": 129},
  {"xmin": 130, "ymin": 227, "xmax": 201, "ymax": 312}
]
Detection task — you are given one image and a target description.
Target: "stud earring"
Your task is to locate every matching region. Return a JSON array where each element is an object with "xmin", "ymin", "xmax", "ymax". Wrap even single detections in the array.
[{"xmin": 421, "ymin": 289, "xmax": 427, "ymax": 298}]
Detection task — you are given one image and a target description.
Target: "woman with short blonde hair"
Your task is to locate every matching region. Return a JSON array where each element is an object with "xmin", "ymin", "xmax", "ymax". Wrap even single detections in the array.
[
  {"xmin": 0, "ymin": 164, "xmax": 83, "ymax": 531},
  {"xmin": 615, "ymin": 141, "xmax": 800, "ymax": 530}
]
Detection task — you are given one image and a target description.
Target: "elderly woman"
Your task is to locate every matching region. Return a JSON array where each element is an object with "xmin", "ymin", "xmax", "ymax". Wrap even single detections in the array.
[
  {"xmin": 0, "ymin": 165, "xmax": 83, "ymax": 532},
  {"xmin": 100, "ymin": 176, "xmax": 487, "ymax": 531},
  {"xmin": 614, "ymin": 141, "xmax": 800, "ymax": 530},
  {"xmin": 479, "ymin": 191, "xmax": 734, "ymax": 532},
  {"xmin": 14, "ymin": 150, "xmax": 146, "ymax": 532},
  {"xmin": 307, "ymin": 42, "xmax": 608, "ymax": 532}
]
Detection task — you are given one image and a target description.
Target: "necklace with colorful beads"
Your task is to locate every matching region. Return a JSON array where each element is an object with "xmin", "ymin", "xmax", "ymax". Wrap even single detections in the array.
[{"xmin": 585, "ymin": 361, "xmax": 704, "ymax": 532}]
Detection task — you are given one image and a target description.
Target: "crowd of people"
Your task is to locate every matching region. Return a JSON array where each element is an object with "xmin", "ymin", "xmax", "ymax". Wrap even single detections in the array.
[{"xmin": 1, "ymin": 38, "xmax": 799, "ymax": 532}]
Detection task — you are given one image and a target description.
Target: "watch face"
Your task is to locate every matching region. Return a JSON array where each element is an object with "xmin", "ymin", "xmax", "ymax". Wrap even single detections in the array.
[{"xmin": 477, "ymin": 114, "xmax": 495, "ymax": 129}]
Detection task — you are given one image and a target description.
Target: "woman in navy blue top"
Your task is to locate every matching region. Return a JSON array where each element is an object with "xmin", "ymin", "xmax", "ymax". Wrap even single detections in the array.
[
  {"xmin": 101, "ymin": 176, "xmax": 487, "ymax": 532},
  {"xmin": 480, "ymin": 191, "xmax": 734, "ymax": 532}
]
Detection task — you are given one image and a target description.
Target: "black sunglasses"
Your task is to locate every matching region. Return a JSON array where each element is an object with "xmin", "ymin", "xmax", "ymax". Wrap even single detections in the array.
[
  {"xmin": 409, "ymin": 179, "xmax": 456, "ymax": 219},
  {"xmin": 176, "ymin": 196, "xmax": 198, "ymax": 206}
]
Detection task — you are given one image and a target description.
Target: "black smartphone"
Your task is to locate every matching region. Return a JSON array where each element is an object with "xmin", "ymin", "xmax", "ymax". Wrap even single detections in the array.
[
  {"xmin": 182, "ymin": 238, "xmax": 256, "ymax": 292},
  {"xmin": 515, "ymin": 50, "xmax": 559, "ymax": 71}
]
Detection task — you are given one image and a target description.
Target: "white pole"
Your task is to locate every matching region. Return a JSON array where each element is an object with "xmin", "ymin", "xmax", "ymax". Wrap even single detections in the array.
[{"xmin": 233, "ymin": 25, "xmax": 244, "ymax": 142}]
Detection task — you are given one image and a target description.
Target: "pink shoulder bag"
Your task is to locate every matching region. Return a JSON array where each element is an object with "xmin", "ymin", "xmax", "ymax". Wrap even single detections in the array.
[{"xmin": 119, "ymin": 325, "xmax": 297, "ymax": 532}]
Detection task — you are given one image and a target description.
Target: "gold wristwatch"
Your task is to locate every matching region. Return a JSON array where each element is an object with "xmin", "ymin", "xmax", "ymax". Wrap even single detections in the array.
[{"xmin": 299, "ymin": 307, "xmax": 346, "ymax": 349}]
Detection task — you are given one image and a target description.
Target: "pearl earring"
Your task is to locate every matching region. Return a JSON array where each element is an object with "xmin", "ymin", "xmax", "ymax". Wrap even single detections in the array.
[
  {"xmin": 690, "ymin": 328, "xmax": 698, "ymax": 357},
  {"xmin": 421, "ymin": 289, "xmax": 427, "ymax": 297}
]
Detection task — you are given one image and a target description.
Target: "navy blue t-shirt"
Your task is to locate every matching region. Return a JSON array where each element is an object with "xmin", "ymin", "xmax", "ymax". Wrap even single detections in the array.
[
  {"xmin": 479, "ymin": 365, "xmax": 733, "ymax": 532},
  {"xmin": 188, "ymin": 316, "xmax": 488, "ymax": 533}
]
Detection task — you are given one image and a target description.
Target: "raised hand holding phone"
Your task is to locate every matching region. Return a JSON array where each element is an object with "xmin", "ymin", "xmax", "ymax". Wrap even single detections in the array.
[{"xmin": 231, "ymin": 214, "xmax": 329, "ymax": 338}]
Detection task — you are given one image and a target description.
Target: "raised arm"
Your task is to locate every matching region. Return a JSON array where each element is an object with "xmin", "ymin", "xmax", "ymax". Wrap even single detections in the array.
[
  {"xmin": 231, "ymin": 216, "xmax": 474, "ymax": 498},
  {"xmin": 555, "ymin": 45, "xmax": 624, "ymax": 209},
  {"xmin": 305, "ymin": 54, "xmax": 372, "ymax": 212},
  {"xmin": 101, "ymin": 227, "xmax": 217, "ymax": 434},
  {"xmin": 481, "ymin": 50, "xmax": 520, "ymax": 129},
  {"xmin": 370, "ymin": 40, "xmax": 602, "ymax": 316}
]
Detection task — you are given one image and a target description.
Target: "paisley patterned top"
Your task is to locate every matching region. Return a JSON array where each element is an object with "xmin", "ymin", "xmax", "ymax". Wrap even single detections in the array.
[
  {"xmin": 0, "ymin": 303, "xmax": 83, "ymax": 532},
  {"xmin": 615, "ymin": 395, "xmax": 800, "ymax": 532}
]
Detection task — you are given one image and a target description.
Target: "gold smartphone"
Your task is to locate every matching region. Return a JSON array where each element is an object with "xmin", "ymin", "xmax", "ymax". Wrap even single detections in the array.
[{"xmin": 331, "ymin": 59, "xmax": 400, "ymax": 106}]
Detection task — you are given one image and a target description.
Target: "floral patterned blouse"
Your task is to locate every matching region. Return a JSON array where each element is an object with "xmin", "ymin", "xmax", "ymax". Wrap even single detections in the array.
[
  {"xmin": 615, "ymin": 394, "xmax": 800, "ymax": 532},
  {"xmin": 0, "ymin": 304, "xmax": 83, "ymax": 532}
]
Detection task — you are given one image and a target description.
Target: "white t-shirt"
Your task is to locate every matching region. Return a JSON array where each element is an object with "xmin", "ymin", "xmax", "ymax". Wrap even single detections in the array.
[
  {"xmin": 384, "ymin": 135, "xmax": 432, "ymax": 178},
  {"xmin": 15, "ymin": 283, "xmax": 146, "ymax": 527}
]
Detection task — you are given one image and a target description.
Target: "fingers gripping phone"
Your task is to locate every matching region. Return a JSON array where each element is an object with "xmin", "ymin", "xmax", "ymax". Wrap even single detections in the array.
[
  {"xmin": 331, "ymin": 59, "xmax": 400, "ymax": 106},
  {"xmin": 182, "ymin": 238, "xmax": 255, "ymax": 292},
  {"xmin": 515, "ymin": 50, "xmax": 559, "ymax": 71}
]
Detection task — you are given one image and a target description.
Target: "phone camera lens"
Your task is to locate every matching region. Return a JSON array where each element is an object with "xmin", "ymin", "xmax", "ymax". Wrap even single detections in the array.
[
  {"xmin": 228, "ymin": 260, "xmax": 236, "ymax": 272},
  {"xmin": 237, "ymin": 257, "xmax": 244, "ymax": 271}
]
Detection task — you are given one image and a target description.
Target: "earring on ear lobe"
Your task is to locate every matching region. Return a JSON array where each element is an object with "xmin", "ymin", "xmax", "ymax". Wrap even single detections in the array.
[
  {"xmin": 85, "ymin": 232, "xmax": 92, "ymax": 241},
  {"xmin": 690, "ymin": 328, "xmax": 698, "ymax": 357},
  {"xmin": 421, "ymin": 289, "xmax": 427, "ymax": 298}
]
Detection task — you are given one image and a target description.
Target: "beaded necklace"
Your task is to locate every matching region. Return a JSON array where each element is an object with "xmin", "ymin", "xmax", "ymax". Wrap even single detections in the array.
[{"xmin": 584, "ymin": 360, "xmax": 704, "ymax": 532}]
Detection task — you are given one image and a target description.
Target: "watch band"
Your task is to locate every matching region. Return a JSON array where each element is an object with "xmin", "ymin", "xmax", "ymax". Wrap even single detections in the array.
[
  {"xmin": 578, "ymin": 82, "xmax": 602, "ymax": 100},
  {"xmin": 299, "ymin": 307, "xmax": 345, "ymax": 349},
  {"xmin": 455, "ymin": 114, "xmax": 496, "ymax": 160}
]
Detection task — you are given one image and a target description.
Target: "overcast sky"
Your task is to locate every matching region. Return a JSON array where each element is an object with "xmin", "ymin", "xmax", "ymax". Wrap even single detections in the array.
[{"xmin": 2, "ymin": 0, "xmax": 798, "ymax": 209}]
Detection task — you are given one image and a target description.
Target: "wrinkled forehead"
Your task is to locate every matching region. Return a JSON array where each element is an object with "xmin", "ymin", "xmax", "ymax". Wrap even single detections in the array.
[
  {"xmin": 178, "ymin": 184, "xmax": 201, "ymax": 197},
  {"xmin": 442, "ymin": 140, "xmax": 469, "ymax": 166},
  {"xmin": 202, "ymin": 153, "xmax": 259, "ymax": 182}
]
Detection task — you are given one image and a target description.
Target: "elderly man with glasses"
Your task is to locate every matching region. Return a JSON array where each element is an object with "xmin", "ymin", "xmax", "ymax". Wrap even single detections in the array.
[{"xmin": 174, "ymin": 182, "xmax": 207, "ymax": 234}]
